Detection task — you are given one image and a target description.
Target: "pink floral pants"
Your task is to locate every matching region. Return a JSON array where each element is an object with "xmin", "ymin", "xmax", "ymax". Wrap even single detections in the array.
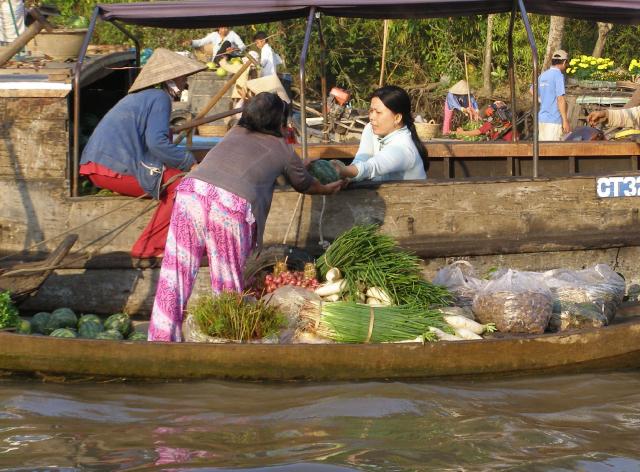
[{"xmin": 148, "ymin": 178, "xmax": 255, "ymax": 342}]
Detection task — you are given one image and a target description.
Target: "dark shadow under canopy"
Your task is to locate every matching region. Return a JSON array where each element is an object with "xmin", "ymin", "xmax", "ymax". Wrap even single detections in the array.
[{"xmin": 96, "ymin": 0, "xmax": 640, "ymax": 28}]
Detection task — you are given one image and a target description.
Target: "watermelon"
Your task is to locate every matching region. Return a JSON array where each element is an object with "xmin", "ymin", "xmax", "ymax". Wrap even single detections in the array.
[
  {"xmin": 30, "ymin": 312, "xmax": 51, "ymax": 334},
  {"xmin": 16, "ymin": 318, "xmax": 31, "ymax": 334},
  {"xmin": 309, "ymin": 159, "xmax": 339, "ymax": 184},
  {"xmin": 78, "ymin": 320, "xmax": 104, "ymax": 339},
  {"xmin": 50, "ymin": 328, "xmax": 77, "ymax": 338},
  {"xmin": 96, "ymin": 329, "xmax": 124, "ymax": 340},
  {"xmin": 127, "ymin": 332, "xmax": 147, "ymax": 341},
  {"xmin": 104, "ymin": 313, "xmax": 132, "ymax": 337},
  {"xmin": 78, "ymin": 314, "xmax": 101, "ymax": 328},
  {"xmin": 46, "ymin": 308, "xmax": 78, "ymax": 334}
]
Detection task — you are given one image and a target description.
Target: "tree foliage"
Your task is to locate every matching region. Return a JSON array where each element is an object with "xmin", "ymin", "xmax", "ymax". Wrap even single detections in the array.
[{"xmin": 33, "ymin": 0, "xmax": 640, "ymax": 108}]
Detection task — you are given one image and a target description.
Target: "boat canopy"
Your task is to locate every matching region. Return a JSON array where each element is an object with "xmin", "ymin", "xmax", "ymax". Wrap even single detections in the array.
[{"xmin": 96, "ymin": 0, "xmax": 640, "ymax": 27}]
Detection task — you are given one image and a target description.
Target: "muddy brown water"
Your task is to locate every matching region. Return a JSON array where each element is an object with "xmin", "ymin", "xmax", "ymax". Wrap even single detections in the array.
[{"xmin": 1, "ymin": 372, "xmax": 640, "ymax": 471}]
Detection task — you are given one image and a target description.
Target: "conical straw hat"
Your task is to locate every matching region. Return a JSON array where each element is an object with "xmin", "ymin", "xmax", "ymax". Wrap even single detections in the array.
[
  {"xmin": 129, "ymin": 48, "xmax": 207, "ymax": 93},
  {"xmin": 449, "ymin": 79, "xmax": 470, "ymax": 95},
  {"xmin": 246, "ymin": 75, "xmax": 290, "ymax": 103}
]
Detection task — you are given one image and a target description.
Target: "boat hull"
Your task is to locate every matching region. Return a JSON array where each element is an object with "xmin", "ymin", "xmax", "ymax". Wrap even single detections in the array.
[{"xmin": 2, "ymin": 314, "xmax": 640, "ymax": 381}]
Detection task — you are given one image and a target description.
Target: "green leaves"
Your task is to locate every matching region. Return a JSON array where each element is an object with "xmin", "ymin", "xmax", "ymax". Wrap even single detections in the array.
[{"xmin": 0, "ymin": 291, "xmax": 19, "ymax": 330}]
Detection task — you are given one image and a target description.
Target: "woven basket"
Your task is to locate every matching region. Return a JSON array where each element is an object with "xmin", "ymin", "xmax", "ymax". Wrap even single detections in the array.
[
  {"xmin": 197, "ymin": 124, "xmax": 228, "ymax": 137},
  {"xmin": 415, "ymin": 120, "xmax": 440, "ymax": 140}
]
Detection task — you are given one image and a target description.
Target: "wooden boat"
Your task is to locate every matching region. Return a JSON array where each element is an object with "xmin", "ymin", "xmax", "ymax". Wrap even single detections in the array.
[
  {"xmin": 1, "ymin": 305, "xmax": 640, "ymax": 381},
  {"xmin": 2, "ymin": 1, "xmax": 640, "ymax": 316}
]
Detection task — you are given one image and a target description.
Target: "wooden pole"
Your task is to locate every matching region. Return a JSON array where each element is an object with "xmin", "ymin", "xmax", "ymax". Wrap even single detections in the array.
[
  {"xmin": 173, "ymin": 55, "xmax": 254, "ymax": 145},
  {"xmin": 463, "ymin": 52, "xmax": 473, "ymax": 120},
  {"xmin": 379, "ymin": 19, "xmax": 389, "ymax": 88},
  {"xmin": 0, "ymin": 9, "xmax": 54, "ymax": 67}
]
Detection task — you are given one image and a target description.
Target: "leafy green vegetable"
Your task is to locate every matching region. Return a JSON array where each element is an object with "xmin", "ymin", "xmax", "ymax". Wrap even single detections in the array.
[
  {"xmin": 0, "ymin": 291, "xmax": 19, "ymax": 329},
  {"xmin": 317, "ymin": 225, "xmax": 453, "ymax": 308},
  {"xmin": 191, "ymin": 292, "xmax": 285, "ymax": 342}
]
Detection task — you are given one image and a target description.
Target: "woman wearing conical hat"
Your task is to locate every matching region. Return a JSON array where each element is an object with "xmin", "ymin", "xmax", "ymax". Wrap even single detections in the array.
[
  {"xmin": 442, "ymin": 79, "xmax": 479, "ymax": 134},
  {"xmin": 80, "ymin": 49, "xmax": 206, "ymax": 263}
]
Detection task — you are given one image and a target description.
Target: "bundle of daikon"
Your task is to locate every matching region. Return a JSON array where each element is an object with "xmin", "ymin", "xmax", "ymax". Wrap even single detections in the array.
[
  {"xmin": 300, "ymin": 300, "xmax": 451, "ymax": 343},
  {"xmin": 317, "ymin": 225, "xmax": 453, "ymax": 307}
]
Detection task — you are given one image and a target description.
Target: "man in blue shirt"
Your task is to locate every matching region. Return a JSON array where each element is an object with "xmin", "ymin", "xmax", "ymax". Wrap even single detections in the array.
[{"xmin": 536, "ymin": 49, "xmax": 570, "ymax": 140}]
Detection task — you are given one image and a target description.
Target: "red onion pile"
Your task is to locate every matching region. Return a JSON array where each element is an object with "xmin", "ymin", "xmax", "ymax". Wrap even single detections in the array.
[{"xmin": 263, "ymin": 271, "xmax": 319, "ymax": 293}]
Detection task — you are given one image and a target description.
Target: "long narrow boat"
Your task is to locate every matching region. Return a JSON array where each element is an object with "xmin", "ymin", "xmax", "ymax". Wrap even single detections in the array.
[
  {"xmin": 2, "ymin": 1, "xmax": 640, "ymax": 317},
  {"xmin": 2, "ymin": 306, "xmax": 640, "ymax": 381}
]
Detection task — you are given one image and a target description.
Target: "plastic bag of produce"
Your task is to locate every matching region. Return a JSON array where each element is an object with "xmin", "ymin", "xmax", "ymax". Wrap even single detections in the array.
[
  {"xmin": 472, "ymin": 269, "xmax": 553, "ymax": 334},
  {"xmin": 182, "ymin": 314, "xmax": 231, "ymax": 343},
  {"xmin": 264, "ymin": 286, "xmax": 322, "ymax": 343},
  {"xmin": 433, "ymin": 261, "xmax": 486, "ymax": 308},
  {"xmin": 544, "ymin": 264, "xmax": 625, "ymax": 331}
]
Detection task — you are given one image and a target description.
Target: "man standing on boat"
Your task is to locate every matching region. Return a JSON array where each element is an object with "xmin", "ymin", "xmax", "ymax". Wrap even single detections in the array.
[
  {"xmin": 79, "ymin": 49, "xmax": 206, "ymax": 264},
  {"xmin": 536, "ymin": 49, "xmax": 571, "ymax": 141},
  {"xmin": 251, "ymin": 31, "xmax": 282, "ymax": 77}
]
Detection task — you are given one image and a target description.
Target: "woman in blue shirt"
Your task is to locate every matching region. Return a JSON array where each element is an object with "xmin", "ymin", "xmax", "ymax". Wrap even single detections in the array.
[{"xmin": 80, "ymin": 48, "xmax": 205, "ymax": 262}]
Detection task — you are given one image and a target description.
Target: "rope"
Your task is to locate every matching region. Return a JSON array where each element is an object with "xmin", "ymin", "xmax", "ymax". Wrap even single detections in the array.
[
  {"xmin": 0, "ymin": 172, "xmax": 184, "ymax": 266},
  {"xmin": 318, "ymin": 195, "xmax": 329, "ymax": 250},
  {"xmin": 281, "ymin": 193, "xmax": 304, "ymax": 245}
]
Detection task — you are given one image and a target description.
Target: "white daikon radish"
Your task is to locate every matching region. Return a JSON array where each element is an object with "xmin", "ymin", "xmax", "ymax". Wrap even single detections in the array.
[
  {"xmin": 366, "ymin": 287, "xmax": 392, "ymax": 304},
  {"xmin": 428, "ymin": 326, "xmax": 463, "ymax": 341},
  {"xmin": 323, "ymin": 294, "xmax": 341, "ymax": 302},
  {"xmin": 366, "ymin": 297, "xmax": 385, "ymax": 306},
  {"xmin": 443, "ymin": 315, "xmax": 496, "ymax": 335},
  {"xmin": 454, "ymin": 327, "xmax": 483, "ymax": 340},
  {"xmin": 315, "ymin": 279, "xmax": 346, "ymax": 297},
  {"xmin": 325, "ymin": 267, "xmax": 342, "ymax": 282}
]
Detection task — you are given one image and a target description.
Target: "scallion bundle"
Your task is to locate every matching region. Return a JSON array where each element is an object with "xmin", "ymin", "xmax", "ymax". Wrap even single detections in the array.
[
  {"xmin": 300, "ymin": 300, "xmax": 451, "ymax": 343},
  {"xmin": 317, "ymin": 225, "xmax": 452, "ymax": 307}
]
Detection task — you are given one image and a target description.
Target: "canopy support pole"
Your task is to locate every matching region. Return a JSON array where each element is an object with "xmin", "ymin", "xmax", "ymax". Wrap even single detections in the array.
[
  {"xmin": 517, "ymin": 0, "xmax": 539, "ymax": 177},
  {"xmin": 315, "ymin": 13, "xmax": 329, "ymax": 143},
  {"xmin": 72, "ymin": 10, "xmax": 141, "ymax": 197},
  {"xmin": 299, "ymin": 7, "xmax": 316, "ymax": 161},
  {"xmin": 507, "ymin": 3, "xmax": 517, "ymax": 142},
  {"xmin": 72, "ymin": 7, "xmax": 99, "ymax": 197}
]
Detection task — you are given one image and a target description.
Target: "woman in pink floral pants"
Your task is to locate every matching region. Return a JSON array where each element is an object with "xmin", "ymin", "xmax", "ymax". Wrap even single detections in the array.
[{"xmin": 148, "ymin": 92, "xmax": 343, "ymax": 341}]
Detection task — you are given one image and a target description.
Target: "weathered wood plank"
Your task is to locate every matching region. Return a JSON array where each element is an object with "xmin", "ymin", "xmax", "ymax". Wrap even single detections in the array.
[
  {"xmin": 0, "ymin": 89, "xmax": 70, "ymax": 98},
  {"xmin": 3, "ymin": 175, "xmax": 640, "ymax": 260},
  {"xmin": 298, "ymin": 142, "xmax": 640, "ymax": 159},
  {"xmin": 0, "ymin": 97, "xmax": 68, "ymax": 122},
  {"xmin": 0, "ymin": 120, "xmax": 68, "ymax": 178}
]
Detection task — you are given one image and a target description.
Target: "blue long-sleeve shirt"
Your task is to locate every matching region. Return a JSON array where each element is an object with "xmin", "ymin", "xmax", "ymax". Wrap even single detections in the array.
[{"xmin": 80, "ymin": 89, "xmax": 195, "ymax": 198}]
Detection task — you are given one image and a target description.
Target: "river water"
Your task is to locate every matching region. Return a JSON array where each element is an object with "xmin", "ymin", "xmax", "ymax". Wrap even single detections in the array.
[{"xmin": 1, "ymin": 371, "xmax": 640, "ymax": 471}]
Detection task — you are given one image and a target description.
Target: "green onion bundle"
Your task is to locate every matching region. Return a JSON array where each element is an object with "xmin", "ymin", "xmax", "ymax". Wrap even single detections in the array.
[
  {"xmin": 317, "ymin": 225, "xmax": 452, "ymax": 307},
  {"xmin": 300, "ymin": 301, "xmax": 450, "ymax": 343}
]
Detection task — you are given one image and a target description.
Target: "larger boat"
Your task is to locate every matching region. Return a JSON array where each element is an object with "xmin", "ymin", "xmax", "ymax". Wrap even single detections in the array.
[{"xmin": 1, "ymin": 0, "xmax": 640, "ymax": 317}]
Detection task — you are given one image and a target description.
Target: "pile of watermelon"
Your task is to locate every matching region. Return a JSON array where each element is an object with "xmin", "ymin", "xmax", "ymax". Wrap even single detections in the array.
[{"xmin": 15, "ymin": 308, "xmax": 146, "ymax": 341}]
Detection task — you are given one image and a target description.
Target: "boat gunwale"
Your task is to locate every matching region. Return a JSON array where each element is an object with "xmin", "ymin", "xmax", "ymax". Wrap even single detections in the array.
[{"xmin": 1, "ymin": 310, "xmax": 639, "ymax": 381}]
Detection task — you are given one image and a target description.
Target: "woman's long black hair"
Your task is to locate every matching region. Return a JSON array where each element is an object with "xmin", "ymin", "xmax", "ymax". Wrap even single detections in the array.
[
  {"xmin": 238, "ymin": 92, "xmax": 288, "ymax": 137},
  {"xmin": 371, "ymin": 85, "xmax": 429, "ymax": 170}
]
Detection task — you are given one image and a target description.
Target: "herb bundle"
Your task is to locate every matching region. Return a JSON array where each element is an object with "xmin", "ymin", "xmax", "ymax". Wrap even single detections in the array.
[
  {"xmin": 190, "ymin": 292, "xmax": 285, "ymax": 342},
  {"xmin": 317, "ymin": 225, "xmax": 452, "ymax": 307}
]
